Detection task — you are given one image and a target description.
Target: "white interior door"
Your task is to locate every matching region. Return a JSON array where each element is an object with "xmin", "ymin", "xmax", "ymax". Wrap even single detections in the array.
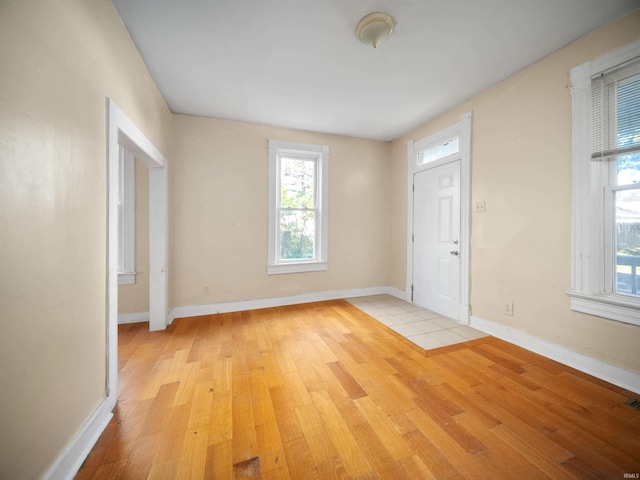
[{"xmin": 413, "ymin": 160, "xmax": 461, "ymax": 319}]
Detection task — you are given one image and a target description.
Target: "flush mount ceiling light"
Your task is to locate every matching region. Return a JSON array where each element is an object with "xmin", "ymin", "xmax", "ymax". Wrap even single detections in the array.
[{"xmin": 357, "ymin": 12, "xmax": 394, "ymax": 49}]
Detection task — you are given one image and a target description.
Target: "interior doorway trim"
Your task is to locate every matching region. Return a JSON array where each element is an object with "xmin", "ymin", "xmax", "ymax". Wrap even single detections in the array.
[
  {"xmin": 406, "ymin": 112, "xmax": 472, "ymax": 324},
  {"xmin": 106, "ymin": 98, "xmax": 168, "ymax": 402}
]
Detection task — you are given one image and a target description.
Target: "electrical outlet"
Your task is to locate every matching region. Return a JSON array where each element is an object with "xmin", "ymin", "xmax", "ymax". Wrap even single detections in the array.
[
  {"xmin": 204, "ymin": 285, "xmax": 210, "ymax": 294},
  {"xmin": 503, "ymin": 302, "xmax": 514, "ymax": 316},
  {"xmin": 474, "ymin": 200, "xmax": 486, "ymax": 212}
]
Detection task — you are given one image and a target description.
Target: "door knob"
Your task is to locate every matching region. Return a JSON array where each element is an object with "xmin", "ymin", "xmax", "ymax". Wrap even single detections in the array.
[
  {"xmin": 450, "ymin": 250, "xmax": 459, "ymax": 256},
  {"xmin": 453, "ymin": 240, "xmax": 459, "ymax": 244}
]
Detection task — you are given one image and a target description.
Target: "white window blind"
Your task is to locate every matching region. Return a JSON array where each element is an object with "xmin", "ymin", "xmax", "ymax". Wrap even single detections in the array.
[{"xmin": 591, "ymin": 58, "xmax": 640, "ymax": 160}]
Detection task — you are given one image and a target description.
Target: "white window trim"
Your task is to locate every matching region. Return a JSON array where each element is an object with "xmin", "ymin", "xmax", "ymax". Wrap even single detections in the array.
[
  {"xmin": 569, "ymin": 39, "xmax": 640, "ymax": 326},
  {"xmin": 118, "ymin": 146, "xmax": 136, "ymax": 285},
  {"xmin": 268, "ymin": 140, "xmax": 329, "ymax": 275}
]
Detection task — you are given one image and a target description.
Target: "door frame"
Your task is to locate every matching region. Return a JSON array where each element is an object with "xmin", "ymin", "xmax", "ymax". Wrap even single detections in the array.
[
  {"xmin": 106, "ymin": 99, "xmax": 168, "ymax": 405},
  {"xmin": 406, "ymin": 112, "xmax": 472, "ymax": 324}
]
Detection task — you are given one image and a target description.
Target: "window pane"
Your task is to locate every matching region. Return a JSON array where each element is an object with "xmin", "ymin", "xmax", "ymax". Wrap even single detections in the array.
[
  {"xmin": 417, "ymin": 137, "xmax": 459, "ymax": 166},
  {"xmin": 281, "ymin": 157, "xmax": 315, "ymax": 208},
  {"xmin": 615, "ymin": 188, "xmax": 640, "ymax": 297},
  {"xmin": 617, "ymin": 151, "xmax": 640, "ymax": 186},
  {"xmin": 280, "ymin": 210, "xmax": 315, "ymax": 260}
]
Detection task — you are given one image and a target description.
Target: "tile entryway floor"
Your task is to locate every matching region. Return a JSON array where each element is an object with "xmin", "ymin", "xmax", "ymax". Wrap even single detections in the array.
[{"xmin": 346, "ymin": 294, "xmax": 487, "ymax": 350}]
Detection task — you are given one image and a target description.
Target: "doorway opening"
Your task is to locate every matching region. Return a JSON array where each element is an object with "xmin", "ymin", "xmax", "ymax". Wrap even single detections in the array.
[
  {"xmin": 106, "ymin": 99, "xmax": 168, "ymax": 407},
  {"xmin": 406, "ymin": 113, "xmax": 472, "ymax": 324}
]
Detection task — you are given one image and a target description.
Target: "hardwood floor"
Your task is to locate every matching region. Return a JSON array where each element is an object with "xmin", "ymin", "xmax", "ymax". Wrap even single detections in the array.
[{"xmin": 77, "ymin": 300, "xmax": 640, "ymax": 479}]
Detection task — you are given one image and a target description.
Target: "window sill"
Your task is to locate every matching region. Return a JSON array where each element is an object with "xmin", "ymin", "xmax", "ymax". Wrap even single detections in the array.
[
  {"xmin": 568, "ymin": 291, "xmax": 640, "ymax": 327},
  {"xmin": 118, "ymin": 272, "xmax": 137, "ymax": 285},
  {"xmin": 268, "ymin": 261, "xmax": 328, "ymax": 275}
]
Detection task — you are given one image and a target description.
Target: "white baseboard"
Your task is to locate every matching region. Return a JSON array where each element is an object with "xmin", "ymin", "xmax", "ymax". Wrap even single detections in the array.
[
  {"xmin": 118, "ymin": 311, "xmax": 149, "ymax": 324},
  {"xmin": 168, "ymin": 286, "xmax": 400, "ymax": 323},
  {"xmin": 45, "ymin": 396, "xmax": 115, "ymax": 480},
  {"xmin": 385, "ymin": 286, "xmax": 411, "ymax": 302},
  {"xmin": 470, "ymin": 315, "xmax": 640, "ymax": 394}
]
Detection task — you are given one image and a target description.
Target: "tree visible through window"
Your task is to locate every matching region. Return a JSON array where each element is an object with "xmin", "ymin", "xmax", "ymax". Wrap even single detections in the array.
[{"xmin": 280, "ymin": 157, "xmax": 316, "ymax": 260}]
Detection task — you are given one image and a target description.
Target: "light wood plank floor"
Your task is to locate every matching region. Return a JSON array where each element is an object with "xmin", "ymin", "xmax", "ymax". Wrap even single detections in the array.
[{"xmin": 77, "ymin": 300, "xmax": 640, "ymax": 479}]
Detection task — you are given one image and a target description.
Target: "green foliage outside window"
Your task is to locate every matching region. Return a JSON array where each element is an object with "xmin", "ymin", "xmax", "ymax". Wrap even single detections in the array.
[{"xmin": 280, "ymin": 158, "xmax": 316, "ymax": 260}]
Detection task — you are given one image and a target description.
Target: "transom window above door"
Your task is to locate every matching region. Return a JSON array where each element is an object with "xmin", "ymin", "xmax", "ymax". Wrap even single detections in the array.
[{"xmin": 416, "ymin": 136, "xmax": 460, "ymax": 166}]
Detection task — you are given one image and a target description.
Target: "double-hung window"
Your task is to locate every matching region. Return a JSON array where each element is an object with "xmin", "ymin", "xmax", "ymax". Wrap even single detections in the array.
[
  {"xmin": 268, "ymin": 140, "xmax": 328, "ymax": 274},
  {"xmin": 569, "ymin": 40, "xmax": 640, "ymax": 325}
]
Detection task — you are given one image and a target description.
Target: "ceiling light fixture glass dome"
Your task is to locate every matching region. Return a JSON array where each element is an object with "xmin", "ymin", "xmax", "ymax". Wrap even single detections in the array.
[{"xmin": 356, "ymin": 12, "xmax": 394, "ymax": 49}]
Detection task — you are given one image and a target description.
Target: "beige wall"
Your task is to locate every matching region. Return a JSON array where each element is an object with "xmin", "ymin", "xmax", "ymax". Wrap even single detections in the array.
[
  {"xmin": 389, "ymin": 10, "xmax": 640, "ymax": 372},
  {"xmin": 1, "ymin": 2, "xmax": 638, "ymax": 477},
  {"xmin": 0, "ymin": 1, "xmax": 171, "ymax": 478},
  {"xmin": 171, "ymin": 115, "xmax": 390, "ymax": 306},
  {"xmin": 119, "ymin": 159, "xmax": 150, "ymax": 314}
]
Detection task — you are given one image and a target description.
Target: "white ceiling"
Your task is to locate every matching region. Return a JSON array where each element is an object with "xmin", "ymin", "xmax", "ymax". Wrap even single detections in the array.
[{"xmin": 112, "ymin": 0, "xmax": 640, "ymax": 142}]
